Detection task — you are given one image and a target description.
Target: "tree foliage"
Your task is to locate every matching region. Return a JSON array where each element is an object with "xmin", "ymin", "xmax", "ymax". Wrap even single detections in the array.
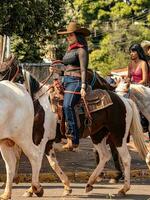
[
  {"xmin": 0, "ymin": 0, "xmax": 66, "ymax": 61},
  {"xmin": 65, "ymin": 0, "xmax": 150, "ymax": 76},
  {"xmin": 1, "ymin": 0, "xmax": 150, "ymax": 69}
]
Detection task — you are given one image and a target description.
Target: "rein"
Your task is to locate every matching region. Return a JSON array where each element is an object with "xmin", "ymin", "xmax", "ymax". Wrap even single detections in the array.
[
  {"xmin": 38, "ymin": 71, "xmax": 53, "ymax": 91},
  {"xmin": 33, "ymin": 84, "xmax": 53, "ymax": 103},
  {"xmin": 0, "ymin": 67, "xmax": 11, "ymax": 80},
  {"xmin": 90, "ymin": 71, "xmax": 97, "ymax": 89},
  {"xmin": 33, "ymin": 71, "xmax": 54, "ymax": 102},
  {"xmin": 0, "ymin": 65, "xmax": 19, "ymax": 82},
  {"xmin": 11, "ymin": 65, "xmax": 19, "ymax": 82}
]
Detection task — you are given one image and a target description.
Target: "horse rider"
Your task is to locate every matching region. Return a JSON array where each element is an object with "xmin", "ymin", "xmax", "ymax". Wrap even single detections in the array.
[
  {"xmin": 57, "ymin": 21, "xmax": 91, "ymax": 150},
  {"xmin": 127, "ymin": 43, "xmax": 150, "ymax": 135},
  {"xmin": 127, "ymin": 43, "xmax": 149, "ymax": 85}
]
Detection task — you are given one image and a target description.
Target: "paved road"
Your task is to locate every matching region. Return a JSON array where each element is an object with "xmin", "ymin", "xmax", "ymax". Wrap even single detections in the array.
[
  {"xmin": 0, "ymin": 137, "xmax": 150, "ymax": 184},
  {"xmin": 1, "ymin": 179, "xmax": 150, "ymax": 200}
]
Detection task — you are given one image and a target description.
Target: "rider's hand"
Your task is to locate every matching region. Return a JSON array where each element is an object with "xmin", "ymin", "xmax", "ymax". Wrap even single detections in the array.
[
  {"xmin": 80, "ymin": 88, "xmax": 86, "ymax": 97},
  {"xmin": 49, "ymin": 66, "xmax": 53, "ymax": 73}
]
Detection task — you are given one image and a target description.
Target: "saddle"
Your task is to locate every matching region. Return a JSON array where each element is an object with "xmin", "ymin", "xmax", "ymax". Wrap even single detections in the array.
[
  {"xmin": 78, "ymin": 88, "xmax": 113, "ymax": 114},
  {"xmin": 49, "ymin": 81, "xmax": 113, "ymax": 137}
]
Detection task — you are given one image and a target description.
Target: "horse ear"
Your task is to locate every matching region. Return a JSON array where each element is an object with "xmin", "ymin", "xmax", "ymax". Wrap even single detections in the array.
[{"xmin": 114, "ymin": 76, "xmax": 122, "ymax": 86}]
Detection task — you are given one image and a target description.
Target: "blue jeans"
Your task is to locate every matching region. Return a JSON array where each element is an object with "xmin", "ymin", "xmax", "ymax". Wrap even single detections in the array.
[{"xmin": 63, "ymin": 76, "xmax": 81, "ymax": 145}]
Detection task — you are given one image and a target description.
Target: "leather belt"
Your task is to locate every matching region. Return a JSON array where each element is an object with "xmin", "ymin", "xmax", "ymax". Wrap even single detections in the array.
[{"xmin": 64, "ymin": 71, "xmax": 81, "ymax": 78}]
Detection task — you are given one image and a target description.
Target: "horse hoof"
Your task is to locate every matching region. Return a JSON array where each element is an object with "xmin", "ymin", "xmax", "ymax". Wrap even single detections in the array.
[
  {"xmin": 35, "ymin": 187, "xmax": 44, "ymax": 197},
  {"xmin": 117, "ymin": 189, "xmax": 126, "ymax": 196},
  {"xmin": 0, "ymin": 194, "xmax": 10, "ymax": 200},
  {"xmin": 22, "ymin": 191, "xmax": 33, "ymax": 197},
  {"xmin": 1, "ymin": 183, "xmax": 5, "ymax": 189},
  {"xmin": 85, "ymin": 184, "xmax": 93, "ymax": 193},
  {"xmin": 62, "ymin": 188, "xmax": 72, "ymax": 196},
  {"xmin": 13, "ymin": 176, "xmax": 20, "ymax": 184}
]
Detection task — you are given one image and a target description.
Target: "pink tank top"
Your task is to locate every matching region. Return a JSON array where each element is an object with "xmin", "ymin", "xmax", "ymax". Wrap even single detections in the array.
[{"xmin": 130, "ymin": 64, "xmax": 142, "ymax": 83}]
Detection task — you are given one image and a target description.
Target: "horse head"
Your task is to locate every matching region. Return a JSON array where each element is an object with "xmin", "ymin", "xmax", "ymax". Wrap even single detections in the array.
[
  {"xmin": 0, "ymin": 54, "xmax": 23, "ymax": 82},
  {"xmin": 115, "ymin": 77, "xmax": 130, "ymax": 96}
]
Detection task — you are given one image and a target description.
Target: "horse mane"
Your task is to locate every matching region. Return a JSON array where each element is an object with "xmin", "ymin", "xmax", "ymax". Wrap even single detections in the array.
[
  {"xmin": 29, "ymin": 74, "xmax": 40, "ymax": 95},
  {"xmin": 87, "ymin": 69, "xmax": 114, "ymax": 91},
  {"xmin": 22, "ymin": 69, "xmax": 40, "ymax": 98},
  {"xmin": 130, "ymin": 84, "xmax": 146, "ymax": 96}
]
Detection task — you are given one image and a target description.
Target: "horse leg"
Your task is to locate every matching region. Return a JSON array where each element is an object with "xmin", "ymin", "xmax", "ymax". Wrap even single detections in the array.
[
  {"xmin": 116, "ymin": 144, "xmax": 131, "ymax": 196},
  {"xmin": 46, "ymin": 142, "xmax": 72, "ymax": 196},
  {"xmin": 109, "ymin": 141, "xmax": 123, "ymax": 183},
  {"xmin": 0, "ymin": 144, "xmax": 17, "ymax": 200},
  {"xmin": 94, "ymin": 143, "xmax": 123, "ymax": 184},
  {"xmin": 20, "ymin": 141, "xmax": 44, "ymax": 197},
  {"xmin": 1, "ymin": 145, "xmax": 21, "ymax": 189},
  {"xmin": 23, "ymin": 141, "xmax": 72, "ymax": 197},
  {"xmin": 85, "ymin": 137, "xmax": 111, "ymax": 193}
]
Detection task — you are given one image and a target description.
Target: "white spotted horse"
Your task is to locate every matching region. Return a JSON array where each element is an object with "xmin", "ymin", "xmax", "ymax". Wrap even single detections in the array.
[
  {"xmin": 50, "ymin": 63, "xmax": 123, "ymax": 183},
  {"xmin": 48, "ymin": 64, "xmax": 150, "ymax": 195},
  {"xmin": 1, "ymin": 57, "xmax": 150, "ymax": 196},
  {"xmin": 0, "ymin": 57, "xmax": 72, "ymax": 199},
  {"xmin": 0, "ymin": 80, "xmax": 45, "ymax": 200}
]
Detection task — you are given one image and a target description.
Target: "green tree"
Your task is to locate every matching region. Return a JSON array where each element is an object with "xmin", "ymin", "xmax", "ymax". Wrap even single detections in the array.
[
  {"xmin": 65, "ymin": 0, "xmax": 150, "ymax": 76},
  {"xmin": 0, "ymin": 0, "xmax": 66, "ymax": 61}
]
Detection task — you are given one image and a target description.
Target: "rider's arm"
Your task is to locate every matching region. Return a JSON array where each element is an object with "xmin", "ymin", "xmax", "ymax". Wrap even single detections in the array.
[
  {"xmin": 138, "ymin": 61, "xmax": 148, "ymax": 84},
  {"xmin": 127, "ymin": 64, "xmax": 132, "ymax": 82},
  {"xmin": 78, "ymin": 48, "xmax": 88, "ymax": 89}
]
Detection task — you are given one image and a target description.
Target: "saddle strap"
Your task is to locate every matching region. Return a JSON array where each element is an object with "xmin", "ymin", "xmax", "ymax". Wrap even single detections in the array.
[
  {"xmin": 82, "ymin": 97, "xmax": 92, "ymax": 133},
  {"xmin": 64, "ymin": 90, "xmax": 81, "ymax": 95},
  {"xmin": 82, "ymin": 97, "xmax": 92, "ymax": 121}
]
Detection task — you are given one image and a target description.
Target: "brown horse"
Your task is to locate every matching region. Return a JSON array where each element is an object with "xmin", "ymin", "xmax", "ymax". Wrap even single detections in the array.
[
  {"xmin": 42, "ymin": 71, "xmax": 150, "ymax": 195},
  {"xmin": 53, "ymin": 68, "xmax": 123, "ymax": 182},
  {"xmin": 48, "ymin": 65, "xmax": 150, "ymax": 195}
]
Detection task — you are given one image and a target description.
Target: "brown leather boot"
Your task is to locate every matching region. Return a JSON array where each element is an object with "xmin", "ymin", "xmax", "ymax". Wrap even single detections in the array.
[
  {"xmin": 62, "ymin": 138, "xmax": 79, "ymax": 151},
  {"xmin": 62, "ymin": 138, "xmax": 73, "ymax": 151}
]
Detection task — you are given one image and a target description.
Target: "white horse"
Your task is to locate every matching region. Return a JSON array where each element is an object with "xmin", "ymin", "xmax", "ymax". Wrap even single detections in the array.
[
  {"xmin": 115, "ymin": 78, "xmax": 150, "ymax": 135},
  {"xmin": 0, "ymin": 80, "xmax": 42, "ymax": 200},
  {"xmin": 0, "ymin": 80, "xmax": 71, "ymax": 200}
]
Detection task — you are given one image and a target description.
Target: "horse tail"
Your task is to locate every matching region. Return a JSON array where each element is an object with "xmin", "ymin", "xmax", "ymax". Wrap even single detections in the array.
[{"xmin": 129, "ymin": 99, "xmax": 149, "ymax": 160}]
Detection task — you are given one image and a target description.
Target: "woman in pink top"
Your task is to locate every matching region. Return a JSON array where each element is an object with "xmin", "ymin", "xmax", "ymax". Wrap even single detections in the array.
[
  {"xmin": 128, "ymin": 43, "xmax": 149, "ymax": 85},
  {"xmin": 128, "ymin": 44, "xmax": 150, "ymax": 138}
]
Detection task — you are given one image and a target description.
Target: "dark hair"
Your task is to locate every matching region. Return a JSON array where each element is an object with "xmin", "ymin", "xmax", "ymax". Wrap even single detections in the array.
[
  {"xmin": 129, "ymin": 43, "xmax": 149, "ymax": 71},
  {"xmin": 74, "ymin": 32, "xmax": 88, "ymax": 51}
]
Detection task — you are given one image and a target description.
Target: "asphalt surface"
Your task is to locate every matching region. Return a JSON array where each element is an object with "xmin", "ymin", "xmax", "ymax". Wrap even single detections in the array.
[{"xmin": 1, "ymin": 179, "xmax": 150, "ymax": 200}]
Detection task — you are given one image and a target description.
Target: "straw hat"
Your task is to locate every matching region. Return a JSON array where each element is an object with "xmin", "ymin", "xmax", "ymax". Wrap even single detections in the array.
[
  {"xmin": 57, "ymin": 21, "xmax": 90, "ymax": 37},
  {"xmin": 141, "ymin": 40, "xmax": 150, "ymax": 53}
]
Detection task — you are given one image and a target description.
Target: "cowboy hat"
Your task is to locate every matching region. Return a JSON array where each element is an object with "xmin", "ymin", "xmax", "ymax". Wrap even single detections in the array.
[
  {"xmin": 57, "ymin": 21, "xmax": 90, "ymax": 37},
  {"xmin": 141, "ymin": 40, "xmax": 150, "ymax": 52}
]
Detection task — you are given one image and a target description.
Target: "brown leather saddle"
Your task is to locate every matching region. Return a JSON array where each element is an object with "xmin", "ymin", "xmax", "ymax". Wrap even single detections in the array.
[{"xmin": 49, "ymin": 83, "xmax": 113, "ymax": 137}]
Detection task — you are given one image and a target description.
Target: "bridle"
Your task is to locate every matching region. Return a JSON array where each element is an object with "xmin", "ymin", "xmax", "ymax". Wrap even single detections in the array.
[{"xmin": 0, "ymin": 62, "xmax": 20, "ymax": 82}]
